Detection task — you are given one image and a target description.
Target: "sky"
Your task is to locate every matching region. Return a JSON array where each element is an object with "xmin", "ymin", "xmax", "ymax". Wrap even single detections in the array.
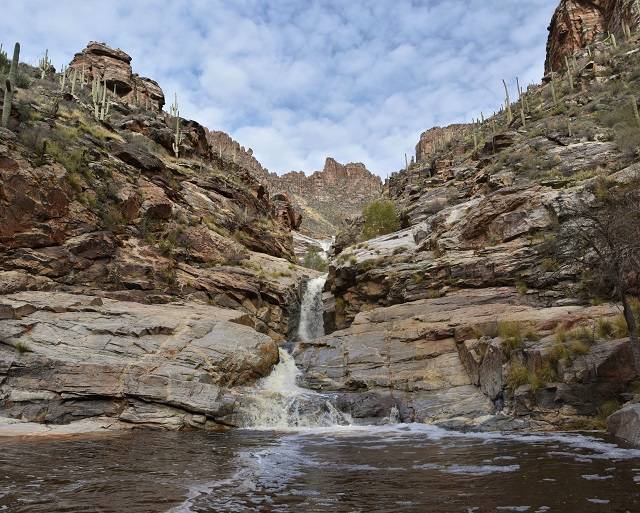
[{"xmin": 1, "ymin": 1, "xmax": 559, "ymax": 177}]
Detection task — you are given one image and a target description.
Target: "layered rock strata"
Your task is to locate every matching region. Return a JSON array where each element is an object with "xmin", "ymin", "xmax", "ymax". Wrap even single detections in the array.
[{"xmin": 0, "ymin": 292, "xmax": 278, "ymax": 431}]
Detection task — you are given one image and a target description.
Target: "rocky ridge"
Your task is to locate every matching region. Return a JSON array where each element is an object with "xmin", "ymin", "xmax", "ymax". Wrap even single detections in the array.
[
  {"xmin": 545, "ymin": 0, "xmax": 640, "ymax": 73},
  {"xmin": 0, "ymin": 41, "xmax": 326, "ymax": 433},
  {"xmin": 0, "ymin": 41, "xmax": 317, "ymax": 342},
  {"xmin": 267, "ymin": 157, "xmax": 382, "ymax": 237},
  {"xmin": 303, "ymin": 16, "xmax": 640, "ymax": 431}
]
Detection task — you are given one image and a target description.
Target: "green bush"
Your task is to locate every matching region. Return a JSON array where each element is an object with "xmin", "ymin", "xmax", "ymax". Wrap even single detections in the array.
[
  {"xmin": 361, "ymin": 200, "xmax": 400, "ymax": 240},
  {"xmin": 302, "ymin": 247, "xmax": 328, "ymax": 272}
]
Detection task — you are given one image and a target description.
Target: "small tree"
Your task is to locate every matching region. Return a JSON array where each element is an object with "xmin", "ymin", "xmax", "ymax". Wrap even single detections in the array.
[
  {"xmin": 302, "ymin": 247, "xmax": 327, "ymax": 272},
  {"xmin": 361, "ymin": 199, "xmax": 400, "ymax": 240},
  {"xmin": 557, "ymin": 177, "xmax": 640, "ymax": 357}
]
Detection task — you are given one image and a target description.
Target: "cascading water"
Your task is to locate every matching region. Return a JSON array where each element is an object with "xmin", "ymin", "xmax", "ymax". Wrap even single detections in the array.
[
  {"xmin": 297, "ymin": 275, "xmax": 327, "ymax": 342},
  {"xmin": 239, "ymin": 274, "xmax": 351, "ymax": 429}
]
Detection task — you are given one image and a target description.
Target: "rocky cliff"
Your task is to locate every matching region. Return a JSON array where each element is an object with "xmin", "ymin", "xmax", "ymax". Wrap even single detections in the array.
[
  {"xmin": 305, "ymin": 16, "xmax": 640, "ymax": 430},
  {"xmin": 545, "ymin": 0, "xmax": 640, "ymax": 73},
  {"xmin": 267, "ymin": 157, "xmax": 382, "ymax": 237},
  {"xmin": 0, "ymin": 42, "xmax": 316, "ymax": 342},
  {"xmin": 0, "ymin": 41, "xmax": 328, "ymax": 432},
  {"xmin": 415, "ymin": 124, "xmax": 470, "ymax": 163}
]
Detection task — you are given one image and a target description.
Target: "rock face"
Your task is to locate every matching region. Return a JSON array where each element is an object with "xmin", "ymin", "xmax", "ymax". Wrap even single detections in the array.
[
  {"xmin": 608, "ymin": 403, "xmax": 640, "ymax": 446},
  {"xmin": 0, "ymin": 292, "xmax": 278, "ymax": 431},
  {"xmin": 1, "ymin": 42, "xmax": 312, "ymax": 342},
  {"xmin": 415, "ymin": 124, "xmax": 470, "ymax": 163},
  {"xmin": 323, "ymin": 17, "xmax": 640, "ymax": 429},
  {"xmin": 69, "ymin": 42, "xmax": 165, "ymax": 112},
  {"xmin": 268, "ymin": 157, "xmax": 383, "ymax": 237},
  {"xmin": 545, "ymin": 0, "xmax": 640, "ymax": 73},
  {"xmin": 206, "ymin": 130, "xmax": 271, "ymax": 182},
  {"xmin": 295, "ymin": 288, "xmax": 631, "ymax": 428}
]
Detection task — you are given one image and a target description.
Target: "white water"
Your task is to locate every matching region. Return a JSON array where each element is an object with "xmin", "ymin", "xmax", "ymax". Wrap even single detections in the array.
[
  {"xmin": 297, "ymin": 275, "xmax": 327, "ymax": 342},
  {"xmin": 239, "ymin": 275, "xmax": 351, "ymax": 429},
  {"xmin": 239, "ymin": 349, "xmax": 351, "ymax": 429}
]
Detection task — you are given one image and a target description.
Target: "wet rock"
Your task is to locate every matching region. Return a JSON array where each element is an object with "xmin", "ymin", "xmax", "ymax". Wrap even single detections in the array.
[{"xmin": 607, "ymin": 403, "xmax": 640, "ymax": 447}]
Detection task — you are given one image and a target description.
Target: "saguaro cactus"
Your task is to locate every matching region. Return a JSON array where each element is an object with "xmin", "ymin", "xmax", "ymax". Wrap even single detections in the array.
[
  {"xmin": 632, "ymin": 96, "xmax": 640, "ymax": 129},
  {"xmin": 170, "ymin": 93, "xmax": 183, "ymax": 158},
  {"xmin": 502, "ymin": 79, "xmax": 513, "ymax": 125},
  {"xmin": 1, "ymin": 42, "xmax": 20, "ymax": 129},
  {"xmin": 564, "ymin": 56, "xmax": 574, "ymax": 91},
  {"xmin": 92, "ymin": 75, "xmax": 111, "ymax": 121},
  {"xmin": 38, "ymin": 49, "xmax": 52, "ymax": 79}
]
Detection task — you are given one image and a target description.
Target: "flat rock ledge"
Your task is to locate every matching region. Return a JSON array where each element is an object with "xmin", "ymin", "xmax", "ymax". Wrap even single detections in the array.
[
  {"xmin": 0, "ymin": 416, "xmax": 131, "ymax": 439},
  {"xmin": 0, "ymin": 291, "xmax": 279, "ymax": 433}
]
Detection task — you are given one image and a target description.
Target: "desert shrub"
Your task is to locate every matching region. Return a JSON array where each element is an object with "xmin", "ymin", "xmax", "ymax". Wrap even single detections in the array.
[
  {"xmin": 67, "ymin": 172, "xmax": 83, "ymax": 192},
  {"xmin": 302, "ymin": 247, "xmax": 328, "ymax": 272},
  {"xmin": 614, "ymin": 124, "xmax": 640, "ymax": 158},
  {"xmin": 523, "ymin": 326, "xmax": 541, "ymax": 341},
  {"xmin": 596, "ymin": 318, "xmax": 615, "ymax": 339},
  {"xmin": 597, "ymin": 105, "xmax": 640, "ymax": 157},
  {"xmin": 548, "ymin": 342, "xmax": 570, "ymax": 363},
  {"xmin": 507, "ymin": 363, "xmax": 541, "ymax": 391},
  {"xmin": 536, "ymin": 361, "xmax": 558, "ymax": 383},
  {"xmin": 612, "ymin": 314, "xmax": 629, "ymax": 338},
  {"xmin": 570, "ymin": 340, "xmax": 590, "ymax": 356},
  {"xmin": 498, "ymin": 321, "xmax": 524, "ymax": 353},
  {"xmin": 597, "ymin": 400, "xmax": 621, "ymax": 420},
  {"xmin": 101, "ymin": 205, "xmax": 127, "ymax": 231},
  {"xmin": 121, "ymin": 130, "xmax": 165, "ymax": 153},
  {"xmin": 472, "ymin": 321, "xmax": 499, "ymax": 339},
  {"xmin": 555, "ymin": 325, "xmax": 568, "ymax": 343},
  {"xmin": 361, "ymin": 200, "xmax": 400, "ymax": 240},
  {"xmin": 567, "ymin": 326, "xmax": 595, "ymax": 344},
  {"xmin": 13, "ymin": 341, "xmax": 30, "ymax": 354}
]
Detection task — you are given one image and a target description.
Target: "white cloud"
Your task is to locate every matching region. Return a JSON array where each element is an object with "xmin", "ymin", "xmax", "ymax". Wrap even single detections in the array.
[{"xmin": 1, "ymin": 0, "xmax": 559, "ymax": 177}]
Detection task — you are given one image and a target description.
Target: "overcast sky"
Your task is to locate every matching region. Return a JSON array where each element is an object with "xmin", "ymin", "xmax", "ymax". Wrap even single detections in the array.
[{"xmin": 1, "ymin": 0, "xmax": 558, "ymax": 177}]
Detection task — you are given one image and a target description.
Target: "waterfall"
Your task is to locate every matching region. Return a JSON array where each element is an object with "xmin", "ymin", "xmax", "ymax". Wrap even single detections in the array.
[
  {"xmin": 238, "ymin": 274, "xmax": 351, "ymax": 430},
  {"xmin": 238, "ymin": 349, "xmax": 350, "ymax": 429},
  {"xmin": 298, "ymin": 275, "xmax": 326, "ymax": 342}
]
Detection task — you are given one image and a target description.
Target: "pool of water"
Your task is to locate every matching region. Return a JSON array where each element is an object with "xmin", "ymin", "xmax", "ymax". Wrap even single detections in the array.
[{"xmin": 1, "ymin": 424, "xmax": 639, "ymax": 512}]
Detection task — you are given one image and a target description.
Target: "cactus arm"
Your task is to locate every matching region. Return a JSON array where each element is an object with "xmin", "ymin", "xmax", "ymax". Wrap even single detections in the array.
[{"xmin": 1, "ymin": 42, "xmax": 20, "ymax": 129}]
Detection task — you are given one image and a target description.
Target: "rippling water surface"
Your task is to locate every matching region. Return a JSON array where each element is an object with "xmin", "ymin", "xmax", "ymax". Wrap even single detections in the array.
[{"xmin": 1, "ymin": 424, "xmax": 640, "ymax": 513}]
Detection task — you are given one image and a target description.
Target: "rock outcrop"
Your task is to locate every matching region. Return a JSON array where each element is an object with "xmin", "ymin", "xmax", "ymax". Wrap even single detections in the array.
[
  {"xmin": 322, "ymin": 19, "xmax": 640, "ymax": 429},
  {"xmin": 0, "ymin": 292, "xmax": 278, "ymax": 431},
  {"xmin": 1, "ymin": 41, "xmax": 314, "ymax": 342},
  {"xmin": 415, "ymin": 124, "xmax": 470, "ymax": 163},
  {"xmin": 608, "ymin": 403, "xmax": 640, "ymax": 446},
  {"xmin": 268, "ymin": 157, "xmax": 382, "ymax": 237},
  {"xmin": 206, "ymin": 130, "xmax": 271, "ymax": 182},
  {"xmin": 295, "ymin": 288, "xmax": 631, "ymax": 428},
  {"xmin": 69, "ymin": 42, "xmax": 165, "ymax": 112},
  {"xmin": 545, "ymin": 0, "xmax": 640, "ymax": 73}
]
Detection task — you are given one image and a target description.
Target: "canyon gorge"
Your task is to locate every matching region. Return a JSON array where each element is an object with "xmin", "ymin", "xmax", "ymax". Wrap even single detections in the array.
[{"xmin": 2, "ymin": 0, "xmax": 640, "ymax": 511}]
